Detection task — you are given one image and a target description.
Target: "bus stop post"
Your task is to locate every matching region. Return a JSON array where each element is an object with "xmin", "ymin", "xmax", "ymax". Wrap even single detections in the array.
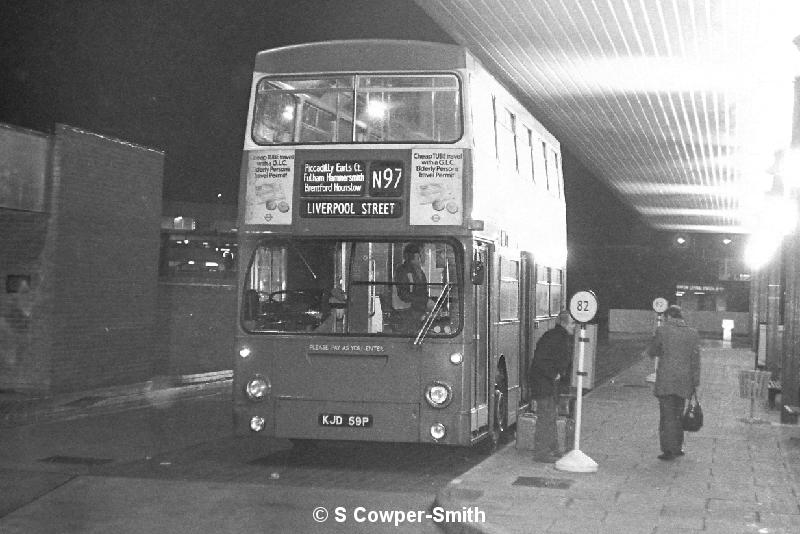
[
  {"xmin": 555, "ymin": 322, "xmax": 598, "ymax": 473},
  {"xmin": 557, "ymin": 291, "xmax": 599, "ymax": 473},
  {"xmin": 646, "ymin": 315, "xmax": 661, "ymax": 383},
  {"xmin": 647, "ymin": 298, "xmax": 668, "ymax": 383},
  {"xmin": 573, "ymin": 324, "xmax": 587, "ymax": 449}
]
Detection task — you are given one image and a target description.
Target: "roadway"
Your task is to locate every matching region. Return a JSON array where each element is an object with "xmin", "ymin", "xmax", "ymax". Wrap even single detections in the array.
[
  {"xmin": 0, "ymin": 332, "xmax": 650, "ymax": 532},
  {"xmin": 0, "ymin": 382, "xmax": 490, "ymax": 533}
]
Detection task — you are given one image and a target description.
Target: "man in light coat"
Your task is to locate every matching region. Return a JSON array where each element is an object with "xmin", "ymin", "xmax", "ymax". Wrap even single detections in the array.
[{"xmin": 645, "ymin": 305, "xmax": 701, "ymax": 460}]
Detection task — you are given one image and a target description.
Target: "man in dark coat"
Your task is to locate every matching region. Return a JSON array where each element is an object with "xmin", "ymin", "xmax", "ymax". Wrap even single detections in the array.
[
  {"xmin": 645, "ymin": 305, "xmax": 701, "ymax": 460},
  {"xmin": 527, "ymin": 310, "xmax": 574, "ymax": 462}
]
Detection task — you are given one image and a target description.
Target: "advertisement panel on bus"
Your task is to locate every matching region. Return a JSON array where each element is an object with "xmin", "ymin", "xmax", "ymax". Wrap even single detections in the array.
[{"xmin": 242, "ymin": 148, "xmax": 468, "ymax": 232}]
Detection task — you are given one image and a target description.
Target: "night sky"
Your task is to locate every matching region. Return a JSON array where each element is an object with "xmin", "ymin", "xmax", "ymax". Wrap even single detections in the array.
[
  {"xmin": 1, "ymin": 0, "xmax": 453, "ymax": 204},
  {"xmin": 3, "ymin": 0, "xmax": 693, "ymax": 311}
]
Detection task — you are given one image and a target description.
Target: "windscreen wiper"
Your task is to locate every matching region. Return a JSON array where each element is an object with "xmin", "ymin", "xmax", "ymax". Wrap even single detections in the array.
[
  {"xmin": 288, "ymin": 241, "xmax": 318, "ymax": 281},
  {"xmin": 413, "ymin": 283, "xmax": 452, "ymax": 346}
]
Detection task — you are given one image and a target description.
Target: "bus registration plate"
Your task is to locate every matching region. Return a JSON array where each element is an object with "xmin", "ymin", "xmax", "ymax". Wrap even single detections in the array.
[{"xmin": 318, "ymin": 414, "xmax": 372, "ymax": 428}]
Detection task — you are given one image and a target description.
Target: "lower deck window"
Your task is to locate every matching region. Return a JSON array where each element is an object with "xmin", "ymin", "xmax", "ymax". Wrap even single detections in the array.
[{"xmin": 242, "ymin": 239, "xmax": 462, "ymax": 336}]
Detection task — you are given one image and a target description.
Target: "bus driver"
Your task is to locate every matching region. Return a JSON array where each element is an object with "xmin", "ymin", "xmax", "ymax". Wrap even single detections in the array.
[{"xmin": 393, "ymin": 243, "xmax": 434, "ymax": 332}]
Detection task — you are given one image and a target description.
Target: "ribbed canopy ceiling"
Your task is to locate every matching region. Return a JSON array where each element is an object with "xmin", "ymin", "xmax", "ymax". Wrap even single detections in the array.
[{"xmin": 415, "ymin": 0, "xmax": 800, "ymax": 233}]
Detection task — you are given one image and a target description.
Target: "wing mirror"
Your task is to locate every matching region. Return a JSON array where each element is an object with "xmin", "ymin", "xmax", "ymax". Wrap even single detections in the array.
[{"xmin": 470, "ymin": 260, "xmax": 485, "ymax": 285}]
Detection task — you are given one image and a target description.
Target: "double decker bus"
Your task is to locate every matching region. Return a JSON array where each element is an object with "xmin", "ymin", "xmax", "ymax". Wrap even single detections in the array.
[{"xmin": 234, "ymin": 40, "xmax": 567, "ymax": 447}]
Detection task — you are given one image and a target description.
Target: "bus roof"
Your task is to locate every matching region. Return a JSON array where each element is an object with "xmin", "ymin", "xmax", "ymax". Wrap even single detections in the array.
[{"xmin": 253, "ymin": 40, "xmax": 468, "ymax": 74}]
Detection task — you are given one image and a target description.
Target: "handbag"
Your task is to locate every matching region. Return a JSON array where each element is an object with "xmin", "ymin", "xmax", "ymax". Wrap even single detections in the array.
[{"xmin": 682, "ymin": 390, "xmax": 703, "ymax": 432}]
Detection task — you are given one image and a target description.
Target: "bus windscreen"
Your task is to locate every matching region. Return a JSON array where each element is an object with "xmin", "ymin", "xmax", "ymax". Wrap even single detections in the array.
[{"xmin": 242, "ymin": 238, "xmax": 461, "ymax": 336}]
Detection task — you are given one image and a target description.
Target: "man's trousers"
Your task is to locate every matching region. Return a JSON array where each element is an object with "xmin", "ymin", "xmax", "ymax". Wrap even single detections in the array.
[{"xmin": 658, "ymin": 394, "xmax": 685, "ymax": 455}]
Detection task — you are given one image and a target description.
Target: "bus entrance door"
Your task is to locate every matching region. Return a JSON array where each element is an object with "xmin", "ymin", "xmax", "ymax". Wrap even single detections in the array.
[{"xmin": 471, "ymin": 242, "xmax": 490, "ymax": 435}]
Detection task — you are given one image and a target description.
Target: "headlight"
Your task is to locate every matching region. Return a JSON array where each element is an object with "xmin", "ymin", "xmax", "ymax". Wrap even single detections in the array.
[
  {"xmin": 250, "ymin": 416, "xmax": 265, "ymax": 432},
  {"xmin": 246, "ymin": 376, "xmax": 270, "ymax": 400},
  {"xmin": 449, "ymin": 352, "xmax": 463, "ymax": 365},
  {"xmin": 430, "ymin": 423, "xmax": 446, "ymax": 440},
  {"xmin": 239, "ymin": 347, "xmax": 251, "ymax": 358},
  {"xmin": 425, "ymin": 381, "xmax": 452, "ymax": 408}
]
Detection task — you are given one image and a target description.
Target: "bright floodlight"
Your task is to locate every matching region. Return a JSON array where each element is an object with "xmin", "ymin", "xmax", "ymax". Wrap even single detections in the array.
[
  {"xmin": 745, "ymin": 191, "xmax": 798, "ymax": 270},
  {"xmin": 366, "ymin": 100, "xmax": 387, "ymax": 119},
  {"xmin": 782, "ymin": 148, "xmax": 800, "ymax": 190},
  {"xmin": 745, "ymin": 233, "xmax": 780, "ymax": 270},
  {"xmin": 770, "ymin": 195, "xmax": 797, "ymax": 235}
]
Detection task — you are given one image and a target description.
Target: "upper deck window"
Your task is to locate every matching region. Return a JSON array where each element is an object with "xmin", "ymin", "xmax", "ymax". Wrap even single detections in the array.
[{"xmin": 252, "ymin": 74, "xmax": 462, "ymax": 145}]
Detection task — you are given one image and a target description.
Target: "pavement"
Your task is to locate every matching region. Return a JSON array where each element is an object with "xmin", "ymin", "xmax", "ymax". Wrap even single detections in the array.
[{"xmin": 434, "ymin": 341, "xmax": 800, "ymax": 534}]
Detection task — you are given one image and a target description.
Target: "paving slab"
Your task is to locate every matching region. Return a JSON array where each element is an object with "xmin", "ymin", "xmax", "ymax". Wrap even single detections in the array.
[{"xmin": 435, "ymin": 341, "xmax": 800, "ymax": 534}]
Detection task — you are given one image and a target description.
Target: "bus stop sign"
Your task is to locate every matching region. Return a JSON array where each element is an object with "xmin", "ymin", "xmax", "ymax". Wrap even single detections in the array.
[
  {"xmin": 570, "ymin": 290, "xmax": 597, "ymax": 323},
  {"xmin": 652, "ymin": 297, "xmax": 668, "ymax": 313}
]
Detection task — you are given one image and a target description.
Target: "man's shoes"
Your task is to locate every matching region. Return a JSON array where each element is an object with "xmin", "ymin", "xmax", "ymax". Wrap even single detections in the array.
[{"xmin": 657, "ymin": 452, "xmax": 676, "ymax": 461}]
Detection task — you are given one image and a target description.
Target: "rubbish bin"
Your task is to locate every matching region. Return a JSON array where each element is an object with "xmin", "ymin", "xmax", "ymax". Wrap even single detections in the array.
[{"xmin": 556, "ymin": 416, "xmax": 575, "ymax": 455}]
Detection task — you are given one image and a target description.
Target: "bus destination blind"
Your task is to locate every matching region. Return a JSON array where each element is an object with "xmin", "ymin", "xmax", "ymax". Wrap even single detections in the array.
[{"xmin": 300, "ymin": 159, "xmax": 403, "ymax": 219}]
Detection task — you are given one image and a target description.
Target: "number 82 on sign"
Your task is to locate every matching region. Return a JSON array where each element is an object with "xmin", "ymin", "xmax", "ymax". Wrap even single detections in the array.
[{"xmin": 569, "ymin": 290, "xmax": 598, "ymax": 323}]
